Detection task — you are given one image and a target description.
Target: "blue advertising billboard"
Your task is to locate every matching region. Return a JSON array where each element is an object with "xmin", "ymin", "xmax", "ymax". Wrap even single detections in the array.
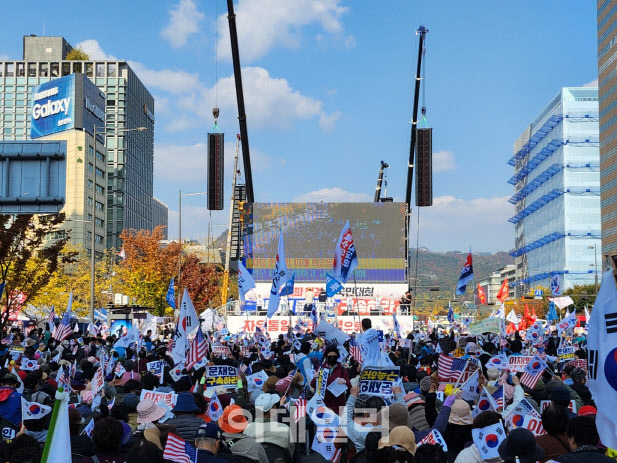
[{"xmin": 31, "ymin": 74, "xmax": 76, "ymax": 139}]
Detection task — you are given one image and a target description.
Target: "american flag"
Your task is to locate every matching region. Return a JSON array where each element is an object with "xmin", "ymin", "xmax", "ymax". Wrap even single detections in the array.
[
  {"xmin": 275, "ymin": 369, "xmax": 296, "ymax": 391},
  {"xmin": 349, "ymin": 338, "xmax": 363, "ymax": 363},
  {"xmin": 47, "ymin": 307, "xmax": 56, "ymax": 323},
  {"xmin": 492, "ymin": 385, "xmax": 504, "ymax": 410},
  {"xmin": 52, "ymin": 309, "xmax": 73, "ymax": 342},
  {"xmin": 239, "ymin": 363, "xmax": 248, "ymax": 374},
  {"xmin": 520, "ymin": 355, "xmax": 547, "ymax": 389},
  {"xmin": 163, "ymin": 433, "xmax": 196, "ymax": 463},
  {"xmin": 57, "ymin": 366, "xmax": 71, "ymax": 392},
  {"xmin": 293, "ymin": 387, "xmax": 308, "ymax": 423},
  {"xmin": 437, "ymin": 354, "xmax": 469, "ymax": 382},
  {"xmin": 186, "ymin": 330, "xmax": 207, "ymax": 371}
]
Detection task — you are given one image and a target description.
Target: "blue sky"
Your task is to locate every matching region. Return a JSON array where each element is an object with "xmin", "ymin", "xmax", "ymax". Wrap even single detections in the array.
[{"xmin": 0, "ymin": 0, "xmax": 598, "ymax": 252}]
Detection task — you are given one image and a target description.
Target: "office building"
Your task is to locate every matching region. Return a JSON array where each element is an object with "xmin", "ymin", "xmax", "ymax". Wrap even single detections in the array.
[
  {"xmin": 508, "ymin": 87, "xmax": 600, "ymax": 295},
  {"xmin": 598, "ymin": 1, "xmax": 617, "ymax": 264},
  {"xmin": 478, "ymin": 264, "xmax": 516, "ymax": 304},
  {"xmin": 0, "ymin": 35, "xmax": 155, "ymax": 250},
  {"xmin": 153, "ymin": 197, "xmax": 169, "ymax": 239}
]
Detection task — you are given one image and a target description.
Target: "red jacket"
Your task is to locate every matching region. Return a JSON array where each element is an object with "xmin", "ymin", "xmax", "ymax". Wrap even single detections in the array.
[{"xmin": 310, "ymin": 362, "xmax": 351, "ymax": 413}]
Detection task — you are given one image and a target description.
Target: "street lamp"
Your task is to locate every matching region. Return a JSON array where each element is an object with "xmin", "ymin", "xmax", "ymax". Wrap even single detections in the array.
[
  {"xmin": 588, "ymin": 244, "xmax": 598, "ymax": 293},
  {"xmin": 89, "ymin": 125, "xmax": 148, "ymax": 322},
  {"xmin": 178, "ymin": 191, "xmax": 207, "ymax": 287}
]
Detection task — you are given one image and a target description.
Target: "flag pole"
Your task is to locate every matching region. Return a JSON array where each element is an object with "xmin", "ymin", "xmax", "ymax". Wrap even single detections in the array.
[{"xmin": 353, "ymin": 272, "xmax": 359, "ymax": 326}]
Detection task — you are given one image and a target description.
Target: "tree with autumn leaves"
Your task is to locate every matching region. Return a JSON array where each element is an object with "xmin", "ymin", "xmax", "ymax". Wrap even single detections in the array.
[{"xmin": 117, "ymin": 226, "xmax": 227, "ymax": 315}]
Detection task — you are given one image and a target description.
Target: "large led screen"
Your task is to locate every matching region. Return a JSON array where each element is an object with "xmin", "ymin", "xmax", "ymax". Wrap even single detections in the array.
[{"xmin": 243, "ymin": 202, "xmax": 407, "ymax": 283}]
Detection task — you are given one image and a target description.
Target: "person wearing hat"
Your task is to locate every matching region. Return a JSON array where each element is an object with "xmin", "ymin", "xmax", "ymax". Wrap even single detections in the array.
[
  {"xmin": 454, "ymin": 411, "xmax": 503, "ymax": 463},
  {"xmin": 377, "ymin": 426, "xmax": 417, "ymax": 461},
  {"xmin": 0, "ymin": 369, "xmax": 23, "ymax": 432},
  {"xmin": 498, "ymin": 428, "xmax": 545, "ymax": 463},
  {"xmin": 217, "ymin": 404, "xmax": 268, "ymax": 463},
  {"xmin": 548, "ymin": 386, "xmax": 577, "ymax": 420},
  {"xmin": 195, "ymin": 422, "xmax": 227, "ymax": 463},
  {"xmin": 569, "ymin": 368, "xmax": 594, "ymax": 407},
  {"xmin": 167, "ymin": 392, "xmax": 207, "ymax": 443},
  {"xmin": 244, "ymin": 393, "xmax": 294, "ymax": 459},
  {"xmin": 444, "ymin": 398, "xmax": 473, "ymax": 461}
]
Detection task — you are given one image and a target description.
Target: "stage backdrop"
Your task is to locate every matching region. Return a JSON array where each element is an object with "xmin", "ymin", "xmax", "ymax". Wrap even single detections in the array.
[{"xmin": 243, "ymin": 202, "xmax": 407, "ymax": 283}]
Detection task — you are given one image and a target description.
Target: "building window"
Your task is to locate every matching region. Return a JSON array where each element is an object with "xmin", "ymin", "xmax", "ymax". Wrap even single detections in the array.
[
  {"xmin": 51, "ymin": 63, "xmax": 59, "ymax": 77},
  {"xmin": 85, "ymin": 63, "xmax": 93, "ymax": 76},
  {"xmin": 73, "ymin": 62, "xmax": 82, "ymax": 74},
  {"xmin": 95, "ymin": 63, "xmax": 105, "ymax": 77},
  {"xmin": 62, "ymin": 62, "xmax": 70, "ymax": 76},
  {"xmin": 87, "ymin": 197, "xmax": 93, "ymax": 207},
  {"xmin": 95, "ymin": 167, "xmax": 105, "ymax": 178},
  {"xmin": 95, "ymin": 217, "xmax": 104, "ymax": 228},
  {"xmin": 87, "ymin": 231, "xmax": 92, "ymax": 241},
  {"xmin": 88, "ymin": 163, "xmax": 94, "ymax": 172},
  {"xmin": 95, "ymin": 201, "xmax": 104, "ymax": 212},
  {"xmin": 107, "ymin": 63, "xmax": 117, "ymax": 76},
  {"xmin": 88, "ymin": 179, "xmax": 93, "ymax": 190},
  {"xmin": 16, "ymin": 63, "xmax": 24, "ymax": 77},
  {"xmin": 106, "ymin": 100, "xmax": 115, "ymax": 107},
  {"xmin": 27, "ymin": 63, "xmax": 36, "ymax": 77},
  {"xmin": 96, "ymin": 151, "xmax": 105, "ymax": 162},
  {"xmin": 88, "ymin": 145, "xmax": 94, "ymax": 156},
  {"xmin": 95, "ymin": 184, "xmax": 105, "ymax": 195},
  {"xmin": 5, "ymin": 63, "xmax": 14, "ymax": 77},
  {"xmin": 95, "ymin": 234, "xmax": 104, "ymax": 244}
]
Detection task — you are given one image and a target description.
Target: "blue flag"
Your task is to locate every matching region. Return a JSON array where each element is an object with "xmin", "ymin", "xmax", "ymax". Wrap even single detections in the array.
[
  {"xmin": 547, "ymin": 301, "xmax": 558, "ymax": 321},
  {"xmin": 166, "ymin": 278, "xmax": 176, "ymax": 309},
  {"xmin": 279, "ymin": 273, "xmax": 295, "ymax": 297},
  {"xmin": 267, "ymin": 232, "xmax": 291, "ymax": 318},
  {"xmin": 455, "ymin": 252, "xmax": 474, "ymax": 296},
  {"xmin": 326, "ymin": 273, "xmax": 343, "ymax": 297},
  {"xmin": 447, "ymin": 302, "xmax": 454, "ymax": 324}
]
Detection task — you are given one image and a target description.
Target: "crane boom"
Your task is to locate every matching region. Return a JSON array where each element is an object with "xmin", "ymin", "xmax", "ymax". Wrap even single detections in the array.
[
  {"xmin": 404, "ymin": 26, "xmax": 428, "ymax": 213},
  {"xmin": 227, "ymin": 0, "xmax": 254, "ymax": 203}
]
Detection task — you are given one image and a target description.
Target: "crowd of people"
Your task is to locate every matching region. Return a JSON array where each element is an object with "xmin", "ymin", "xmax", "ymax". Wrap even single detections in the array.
[{"xmin": 0, "ymin": 312, "xmax": 606, "ymax": 463}]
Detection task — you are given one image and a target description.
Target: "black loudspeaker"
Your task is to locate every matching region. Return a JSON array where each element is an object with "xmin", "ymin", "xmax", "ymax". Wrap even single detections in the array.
[
  {"xmin": 207, "ymin": 133, "xmax": 224, "ymax": 210},
  {"xmin": 415, "ymin": 127, "xmax": 433, "ymax": 207}
]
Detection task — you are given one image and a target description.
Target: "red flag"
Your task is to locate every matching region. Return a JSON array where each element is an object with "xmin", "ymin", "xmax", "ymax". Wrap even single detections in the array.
[
  {"xmin": 496, "ymin": 279, "xmax": 509, "ymax": 303},
  {"xmin": 477, "ymin": 284, "xmax": 487, "ymax": 305},
  {"xmin": 531, "ymin": 307, "xmax": 537, "ymax": 324}
]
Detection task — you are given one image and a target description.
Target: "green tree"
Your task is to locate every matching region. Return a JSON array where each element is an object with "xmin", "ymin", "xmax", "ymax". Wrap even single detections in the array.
[
  {"xmin": 0, "ymin": 214, "xmax": 75, "ymax": 334},
  {"xmin": 65, "ymin": 48, "xmax": 90, "ymax": 60},
  {"xmin": 563, "ymin": 284, "xmax": 596, "ymax": 312}
]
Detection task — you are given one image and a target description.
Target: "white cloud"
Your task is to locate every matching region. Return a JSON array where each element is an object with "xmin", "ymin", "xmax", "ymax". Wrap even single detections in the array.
[
  {"xmin": 433, "ymin": 150, "xmax": 455, "ymax": 172},
  {"xmin": 167, "ymin": 204, "xmax": 229, "ymax": 241},
  {"xmin": 345, "ymin": 34, "xmax": 356, "ymax": 49},
  {"xmin": 161, "ymin": 0, "xmax": 205, "ymax": 48},
  {"xmin": 217, "ymin": 0, "xmax": 350, "ymax": 62},
  {"xmin": 128, "ymin": 61, "xmax": 202, "ymax": 94},
  {"xmin": 319, "ymin": 110, "xmax": 341, "ymax": 131},
  {"xmin": 154, "ymin": 141, "xmax": 274, "ymax": 183},
  {"xmin": 293, "ymin": 187, "xmax": 371, "ymax": 203},
  {"xmin": 74, "ymin": 39, "xmax": 117, "ymax": 60},
  {"xmin": 180, "ymin": 66, "xmax": 336, "ymax": 130},
  {"xmin": 583, "ymin": 78, "xmax": 598, "ymax": 87},
  {"xmin": 412, "ymin": 195, "xmax": 513, "ymax": 253}
]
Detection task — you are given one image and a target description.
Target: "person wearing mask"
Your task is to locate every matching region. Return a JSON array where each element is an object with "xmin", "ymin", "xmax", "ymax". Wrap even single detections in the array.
[
  {"xmin": 568, "ymin": 368, "xmax": 594, "ymax": 407},
  {"xmin": 546, "ymin": 330, "xmax": 561, "ymax": 356},
  {"xmin": 557, "ymin": 416, "xmax": 614, "ymax": 462},
  {"xmin": 536, "ymin": 403, "xmax": 570, "ymax": 462},
  {"xmin": 80, "ymin": 417, "xmax": 127, "ymax": 463},
  {"xmin": 310, "ymin": 344, "xmax": 351, "ymax": 412},
  {"xmin": 195, "ymin": 422, "xmax": 227, "ymax": 463}
]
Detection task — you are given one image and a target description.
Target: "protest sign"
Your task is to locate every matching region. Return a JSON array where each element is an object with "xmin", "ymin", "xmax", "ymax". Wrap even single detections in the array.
[
  {"xmin": 540, "ymin": 400, "xmax": 577, "ymax": 414},
  {"xmin": 212, "ymin": 345, "xmax": 231, "ymax": 357},
  {"xmin": 147, "ymin": 360, "xmax": 165, "ymax": 384},
  {"xmin": 508, "ymin": 356, "xmax": 534, "ymax": 373},
  {"xmin": 204, "ymin": 365, "xmax": 238, "ymax": 389},
  {"xmin": 557, "ymin": 346, "xmax": 575, "ymax": 362},
  {"xmin": 358, "ymin": 366, "xmax": 400, "ymax": 397},
  {"xmin": 468, "ymin": 318, "xmax": 502, "ymax": 335},
  {"xmin": 316, "ymin": 368, "xmax": 329, "ymax": 399},
  {"xmin": 140, "ymin": 390, "xmax": 178, "ymax": 409},
  {"xmin": 565, "ymin": 359, "xmax": 587, "ymax": 369}
]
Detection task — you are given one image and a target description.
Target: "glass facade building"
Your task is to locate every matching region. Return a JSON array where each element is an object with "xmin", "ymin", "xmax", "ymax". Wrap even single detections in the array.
[
  {"xmin": 598, "ymin": 1, "xmax": 617, "ymax": 263},
  {"xmin": 509, "ymin": 88, "xmax": 601, "ymax": 295},
  {"xmin": 0, "ymin": 36, "xmax": 157, "ymax": 249}
]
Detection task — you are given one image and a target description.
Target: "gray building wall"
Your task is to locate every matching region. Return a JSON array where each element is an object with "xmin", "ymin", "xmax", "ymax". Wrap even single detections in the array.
[
  {"xmin": 153, "ymin": 197, "xmax": 169, "ymax": 239},
  {"xmin": 23, "ymin": 36, "xmax": 72, "ymax": 62},
  {"xmin": 0, "ymin": 37, "xmax": 155, "ymax": 251}
]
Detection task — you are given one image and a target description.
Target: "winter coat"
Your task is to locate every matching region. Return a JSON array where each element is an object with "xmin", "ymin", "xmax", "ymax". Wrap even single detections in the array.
[
  {"xmin": 0, "ymin": 387, "xmax": 21, "ymax": 428},
  {"xmin": 166, "ymin": 414, "xmax": 206, "ymax": 444},
  {"xmin": 536, "ymin": 433, "xmax": 570, "ymax": 462},
  {"xmin": 71, "ymin": 434, "xmax": 96, "ymax": 462},
  {"xmin": 444, "ymin": 423, "xmax": 472, "ymax": 462},
  {"xmin": 221, "ymin": 432, "xmax": 268, "ymax": 463},
  {"xmin": 310, "ymin": 362, "xmax": 351, "ymax": 412},
  {"xmin": 454, "ymin": 444, "xmax": 503, "ymax": 463},
  {"xmin": 408, "ymin": 404, "xmax": 430, "ymax": 431},
  {"xmin": 557, "ymin": 445, "xmax": 616, "ymax": 462},
  {"xmin": 569, "ymin": 382, "xmax": 594, "ymax": 407}
]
